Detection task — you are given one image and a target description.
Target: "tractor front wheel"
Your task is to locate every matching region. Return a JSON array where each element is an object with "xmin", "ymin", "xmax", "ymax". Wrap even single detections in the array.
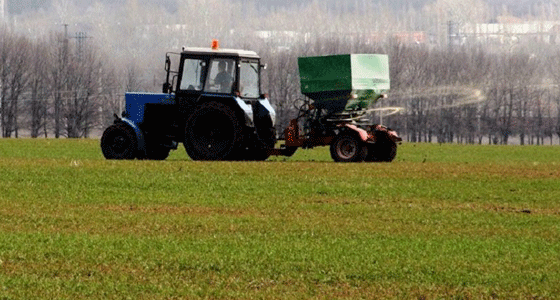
[
  {"xmin": 329, "ymin": 133, "xmax": 368, "ymax": 162},
  {"xmin": 100, "ymin": 123, "xmax": 138, "ymax": 160},
  {"xmin": 184, "ymin": 102, "xmax": 243, "ymax": 161},
  {"xmin": 245, "ymin": 117, "xmax": 276, "ymax": 161}
]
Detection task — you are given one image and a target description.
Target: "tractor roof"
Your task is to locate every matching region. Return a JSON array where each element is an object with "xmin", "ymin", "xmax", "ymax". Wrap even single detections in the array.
[{"xmin": 182, "ymin": 47, "xmax": 260, "ymax": 59}]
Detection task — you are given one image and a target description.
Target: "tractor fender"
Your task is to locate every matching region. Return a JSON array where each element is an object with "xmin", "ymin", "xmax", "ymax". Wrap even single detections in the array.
[
  {"xmin": 234, "ymin": 97, "xmax": 255, "ymax": 126},
  {"xmin": 371, "ymin": 124, "xmax": 403, "ymax": 144},
  {"xmin": 256, "ymin": 98, "xmax": 276, "ymax": 127},
  {"xmin": 118, "ymin": 117, "xmax": 146, "ymax": 156}
]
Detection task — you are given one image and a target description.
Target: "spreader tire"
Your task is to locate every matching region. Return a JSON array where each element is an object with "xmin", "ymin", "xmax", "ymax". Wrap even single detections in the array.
[
  {"xmin": 184, "ymin": 102, "xmax": 243, "ymax": 161},
  {"xmin": 330, "ymin": 133, "xmax": 368, "ymax": 162},
  {"xmin": 100, "ymin": 123, "xmax": 138, "ymax": 160},
  {"xmin": 283, "ymin": 146, "xmax": 298, "ymax": 157},
  {"xmin": 365, "ymin": 132, "xmax": 397, "ymax": 162}
]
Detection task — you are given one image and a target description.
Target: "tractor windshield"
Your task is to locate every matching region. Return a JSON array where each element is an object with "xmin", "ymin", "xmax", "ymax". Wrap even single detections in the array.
[
  {"xmin": 239, "ymin": 60, "xmax": 260, "ymax": 98},
  {"xmin": 205, "ymin": 59, "xmax": 236, "ymax": 94}
]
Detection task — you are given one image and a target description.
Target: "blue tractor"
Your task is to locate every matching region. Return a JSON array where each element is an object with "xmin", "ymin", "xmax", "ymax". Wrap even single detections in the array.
[{"xmin": 100, "ymin": 43, "xmax": 277, "ymax": 161}]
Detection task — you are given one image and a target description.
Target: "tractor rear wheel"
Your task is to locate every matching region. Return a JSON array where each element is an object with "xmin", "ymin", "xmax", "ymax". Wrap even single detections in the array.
[
  {"xmin": 184, "ymin": 102, "xmax": 243, "ymax": 161},
  {"xmin": 100, "ymin": 123, "xmax": 138, "ymax": 160},
  {"xmin": 330, "ymin": 133, "xmax": 368, "ymax": 162}
]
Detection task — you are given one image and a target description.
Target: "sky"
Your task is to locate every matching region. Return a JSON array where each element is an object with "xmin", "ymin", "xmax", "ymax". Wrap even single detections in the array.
[{"xmin": 5, "ymin": 0, "xmax": 555, "ymax": 16}]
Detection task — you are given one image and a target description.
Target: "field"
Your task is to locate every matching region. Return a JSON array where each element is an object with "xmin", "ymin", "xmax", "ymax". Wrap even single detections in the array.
[{"xmin": 0, "ymin": 139, "xmax": 559, "ymax": 299}]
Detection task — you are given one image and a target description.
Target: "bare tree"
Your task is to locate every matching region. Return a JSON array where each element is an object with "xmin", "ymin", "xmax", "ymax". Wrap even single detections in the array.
[
  {"xmin": 260, "ymin": 47, "xmax": 301, "ymax": 134},
  {"xmin": 99, "ymin": 66, "xmax": 123, "ymax": 129},
  {"xmin": 63, "ymin": 47, "xmax": 105, "ymax": 138},
  {"xmin": 47, "ymin": 32, "xmax": 70, "ymax": 138},
  {"xmin": 0, "ymin": 28, "xmax": 11, "ymax": 137},
  {"xmin": 545, "ymin": 47, "xmax": 560, "ymax": 144},
  {"xmin": 486, "ymin": 52, "xmax": 532, "ymax": 145},
  {"xmin": 28, "ymin": 39, "xmax": 51, "ymax": 138},
  {"xmin": 0, "ymin": 32, "xmax": 30, "ymax": 138}
]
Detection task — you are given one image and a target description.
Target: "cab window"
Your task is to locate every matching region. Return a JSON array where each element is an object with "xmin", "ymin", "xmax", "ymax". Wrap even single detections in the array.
[
  {"xmin": 239, "ymin": 60, "xmax": 260, "ymax": 98},
  {"xmin": 180, "ymin": 58, "xmax": 206, "ymax": 91},
  {"xmin": 205, "ymin": 59, "xmax": 236, "ymax": 93}
]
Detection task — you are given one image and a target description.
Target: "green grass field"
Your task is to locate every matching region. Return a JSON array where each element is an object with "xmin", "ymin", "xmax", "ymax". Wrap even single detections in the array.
[{"xmin": 0, "ymin": 139, "xmax": 559, "ymax": 299}]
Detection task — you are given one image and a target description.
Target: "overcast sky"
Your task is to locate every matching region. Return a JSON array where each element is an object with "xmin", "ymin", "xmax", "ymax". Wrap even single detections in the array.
[{"xmin": 6, "ymin": 0, "xmax": 556, "ymax": 16}]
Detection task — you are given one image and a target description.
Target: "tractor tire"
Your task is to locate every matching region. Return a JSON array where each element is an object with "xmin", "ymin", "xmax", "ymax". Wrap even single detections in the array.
[
  {"xmin": 100, "ymin": 123, "xmax": 138, "ymax": 160},
  {"xmin": 329, "ymin": 133, "xmax": 368, "ymax": 162},
  {"xmin": 184, "ymin": 102, "xmax": 243, "ymax": 161},
  {"xmin": 245, "ymin": 118, "xmax": 276, "ymax": 161},
  {"xmin": 240, "ymin": 146, "xmax": 269, "ymax": 161},
  {"xmin": 146, "ymin": 146, "xmax": 170, "ymax": 160},
  {"xmin": 242, "ymin": 144, "xmax": 271, "ymax": 161},
  {"xmin": 365, "ymin": 132, "xmax": 397, "ymax": 162}
]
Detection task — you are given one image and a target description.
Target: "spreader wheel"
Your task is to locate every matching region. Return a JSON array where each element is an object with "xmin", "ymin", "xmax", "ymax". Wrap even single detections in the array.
[
  {"xmin": 365, "ymin": 132, "xmax": 397, "ymax": 162},
  {"xmin": 283, "ymin": 146, "xmax": 298, "ymax": 157},
  {"xmin": 100, "ymin": 123, "xmax": 138, "ymax": 160},
  {"xmin": 329, "ymin": 133, "xmax": 368, "ymax": 162},
  {"xmin": 184, "ymin": 102, "xmax": 243, "ymax": 161}
]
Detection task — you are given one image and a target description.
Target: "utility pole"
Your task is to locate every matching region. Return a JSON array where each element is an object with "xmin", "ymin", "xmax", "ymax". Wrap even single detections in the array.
[
  {"xmin": 74, "ymin": 32, "xmax": 91, "ymax": 60},
  {"xmin": 62, "ymin": 25, "xmax": 92, "ymax": 60},
  {"xmin": 54, "ymin": 24, "xmax": 70, "ymax": 138},
  {"xmin": 63, "ymin": 24, "xmax": 69, "ymax": 64},
  {"xmin": 448, "ymin": 20, "xmax": 457, "ymax": 50}
]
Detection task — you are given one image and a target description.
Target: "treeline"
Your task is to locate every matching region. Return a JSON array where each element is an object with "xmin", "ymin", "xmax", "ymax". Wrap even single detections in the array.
[
  {"xmin": 387, "ymin": 45, "xmax": 560, "ymax": 145},
  {"xmin": 2, "ymin": 27, "xmax": 560, "ymax": 144},
  {"xmin": 0, "ymin": 28, "xmax": 121, "ymax": 138},
  {"xmin": 258, "ymin": 40, "xmax": 560, "ymax": 145}
]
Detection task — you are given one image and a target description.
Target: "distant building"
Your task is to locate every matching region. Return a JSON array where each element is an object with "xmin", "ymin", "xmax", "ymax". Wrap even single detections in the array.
[
  {"xmin": 460, "ymin": 21, "xmax": 560, "ymax": 45},
  {"xmin": 254, "ymin": 30, "xmax": 427, "ymax": 46}
]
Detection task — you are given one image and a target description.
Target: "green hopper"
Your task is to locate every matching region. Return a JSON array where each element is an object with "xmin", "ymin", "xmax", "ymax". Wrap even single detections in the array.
[{"xmin": 298, "ymin": 54, "xmax": 390, "ymax": 114}]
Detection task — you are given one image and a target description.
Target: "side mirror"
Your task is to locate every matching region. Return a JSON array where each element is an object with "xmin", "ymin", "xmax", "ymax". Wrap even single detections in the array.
[
  {"xmin": 165, "ymin": 56, "xmax": 171, "ymax": 72},
  {"xmin": 162, "ymin": 82, "xmax": 171, "ymax": 94}
]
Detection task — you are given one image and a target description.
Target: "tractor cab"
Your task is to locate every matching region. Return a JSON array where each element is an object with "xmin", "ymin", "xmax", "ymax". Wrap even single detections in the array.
[{"xmin": 163, "ymin": 44, "xmax": 264, "ymax": 101}]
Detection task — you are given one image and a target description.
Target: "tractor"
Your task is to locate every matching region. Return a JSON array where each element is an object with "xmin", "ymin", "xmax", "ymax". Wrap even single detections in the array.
[
  {"xmin": 100, "ymin": 42, "xmax": 401, "ymax": 162},
  {"xmin": 101, "ymin": 41, "xmax": 277, "ymax": 161}
]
